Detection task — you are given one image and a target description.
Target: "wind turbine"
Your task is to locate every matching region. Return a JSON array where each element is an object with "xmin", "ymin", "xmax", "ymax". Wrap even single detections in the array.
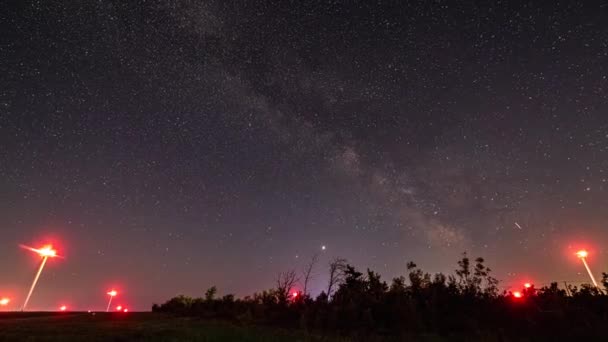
[
  {"xmin": 576, "ymin": 250, "xmax": 600, "ymax": 289},
  {"xmin": 106, "ymin": 290, "xmax": 118, "ymax": 312},
  {"xmin": 20, "ymin": 244, "xmax": 60, "ymax": 311}
]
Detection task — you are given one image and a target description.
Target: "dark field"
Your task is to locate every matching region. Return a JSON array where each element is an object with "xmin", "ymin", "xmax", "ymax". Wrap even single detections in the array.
[
  {"xmin": 0, "ymin": 312, "xmax": 573, "ymax": 341},
  {"xmin": 0, "ymin": 312, "xmax": 345, "ymax": 342}
]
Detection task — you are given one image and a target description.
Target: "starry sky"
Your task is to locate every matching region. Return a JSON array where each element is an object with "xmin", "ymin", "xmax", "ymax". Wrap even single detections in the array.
[{"xmin": 1, "ymin": 1, "xmax": 608, "ymax": 311}]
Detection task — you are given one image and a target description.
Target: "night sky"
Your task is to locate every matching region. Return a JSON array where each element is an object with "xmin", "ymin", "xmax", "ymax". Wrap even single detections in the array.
[{"xmin": 2, "ymin": 1, "xmax": 608, "ymax": 311}]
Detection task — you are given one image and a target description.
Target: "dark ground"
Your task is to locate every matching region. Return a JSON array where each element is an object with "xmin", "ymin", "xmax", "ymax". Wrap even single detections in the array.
[
  {"xmin": 0, "ymin": 312, "xmax": 337, "ymax": 342},
  {"xmin": 0, "ymin": 312, "xmax": 525, "ymax": 341}
]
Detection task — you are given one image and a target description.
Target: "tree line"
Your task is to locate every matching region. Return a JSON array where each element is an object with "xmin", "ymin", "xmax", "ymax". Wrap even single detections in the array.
[{"xmin": 153, "ymin": 253, "xmax": 608, "ymax": 340}]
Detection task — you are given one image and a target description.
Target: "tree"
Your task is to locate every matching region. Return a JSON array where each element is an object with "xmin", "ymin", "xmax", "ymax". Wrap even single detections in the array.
[
  {"xmin": 205, "ymin": 286, "xmax": 217, "ymax": 301},
  {"xmin": 302, "ymin": 253, "xmax": 319, "ymax": 297},
  {"xmin": 455, "ymin": 252, "xmax": 471, "ymax": 292},
  {"xmin": 473, "ymin": 257, "xmax": 498, "ymax": 296},
  {"xmin": 158, "ymin": 295, "xmax": 193, "ymax": 313},
  {"xmin": 152, "ymin": 254, "xmax": 608, "ymax": 339},
  {"xmin": 602, "ymin": 272, "xmax": 608, "ymax": 293},
  {"xmin": 407, "ymin": 261, "xmax": 430, "ymax": 292},
  {"xmin": 367, "ymin": 269, "xmax": 388, "ymax": 300},
  {"xmin": 332, "ymin": 265, "xmax": 366, "ymax": 303},
  {"xmin": 327, "ymin": 257, "xmax": 348, "ymax": 299},
  {"xmin": 276, "ymin": 270, "xmax": 299, "ymax": 303},
  {"xmin": 389, "ymin": 276, "xmax": 407, "ymax": 294}
]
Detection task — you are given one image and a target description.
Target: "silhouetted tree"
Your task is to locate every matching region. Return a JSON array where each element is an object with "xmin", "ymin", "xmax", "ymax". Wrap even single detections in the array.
[
  {"xmin": 276, "ymin": 270, "xmax": 299, "ymax": 304},
  {"xmin": 389, "ymin": 276, "xmax": 407, "ymax": 294},
  {"xmin": 302, "ymin": 254, "xmax": 319, "ymax": 297},
  {"xmin": 473, "ymin": 257, "xmax": 499, "ymax": 297},
  {"xmin": 407, "ymin": 261, "xmax": 430, "ymax": 293},
  {"xmin": 205, "ymin": 286, "xmax": 217, "ymax": 301},
  {"xmin": 456, "ymin": 252, "xmax": 473, "ymax": 294},
  {"xmin": 326, "ymin": 257, "xmax": 347, "ymax": 298},
  {"xmin": 154, "ymin": 255, "xmax": 608, "ymax": 340}
]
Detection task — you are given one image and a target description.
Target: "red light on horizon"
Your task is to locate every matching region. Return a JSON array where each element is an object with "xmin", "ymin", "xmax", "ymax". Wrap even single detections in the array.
[
  {"xmin": 60, "ymin": 305, "xmax": 67, "ymax": 311},
  {"xmin": 524, "ymin": 283, "xmax": 532, "ymax": 289},
  {"xmin": 123, "ymin": 308, "xmax": 128, "ymax": 312},
  {"xmin": 292, "ymin": 292, "xmax": 298, "ymax": 298},
  {"xmin": 116, "ymin": 305, "xmax": 122, "ymax": 311},
  {"xmin": 513, "ymin": 291, "xmax": 523, "ymax": 298},
  {"xmin": 107, "ymin": 290, "xmax": 118, "ymax": 297},
  {"xmin": 0, "ymin": 298, "xmax": 10, "ymax": 306}
]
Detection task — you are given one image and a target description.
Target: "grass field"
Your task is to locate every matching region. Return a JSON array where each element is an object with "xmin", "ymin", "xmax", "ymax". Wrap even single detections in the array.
[
  {"xmin": 0, "ymin": 312, "xmax": 342, "ymax": 342},
  {"xmin": 0, "ymin": 312, "xmax": 503, "ymax": 341}
]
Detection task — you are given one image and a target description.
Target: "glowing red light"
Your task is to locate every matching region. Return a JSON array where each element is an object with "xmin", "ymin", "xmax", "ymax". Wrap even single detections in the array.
[
  {"xmin": 116, "ymin": 305, "xmax": 122, "ymax": 311},
  {"xmin": 576, "ymin": 250, "xmax": 588, "ymax": 258},
  {"xmin": 0, "ymin": 298, "xmax": 10, "ymax": 306},
  {"xmin": 60, "ymin": 305, "xmax": 67, "ymax": 311},
  {"xmin": 107, "ymin": 290, "xmax": 117, "ymax": 297},
  {"xmin": 123, "ymin": 308, "xmax": 128, "ymax": 313},
  {"xmin": 292, "ymin": 292, "xmax": 298, "ymax": 298},
  {"xmin": 20, "ymin": 244, "xmax": 58, "ymax": 258},
  {"xmin": 513, "ymin": 291, "xmax": 523, "ymax": 298},
  {"xmin": 524, "ymin": 283, "xmax": 532, "ymax": 289}
]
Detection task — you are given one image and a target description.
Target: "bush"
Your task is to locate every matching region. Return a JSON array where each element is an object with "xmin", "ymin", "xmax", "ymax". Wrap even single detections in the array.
[{"xmin": 153, "ymin": 255, "xmax": 608, "ymax": 339}]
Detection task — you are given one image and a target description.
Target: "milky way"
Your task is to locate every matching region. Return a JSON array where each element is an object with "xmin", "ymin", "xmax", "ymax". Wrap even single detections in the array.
[{"xmin": 1, "ymin": 1, "xmax": 608, "ymax": 310}]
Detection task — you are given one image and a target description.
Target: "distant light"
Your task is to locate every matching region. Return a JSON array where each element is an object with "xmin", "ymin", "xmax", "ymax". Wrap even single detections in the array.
[
  {"xmin": 38, "ymin": 246, "xmax": 57, "ymax": 258},
  {"xmin": 292, "ymin": 292, "xmax": 298, "ymax": 298},
  {"xmin": 21, "ymin": 244, "xmax": 58, "ymax": 258},
  {"xmin": 576, "ymin": 250, "xmax": 588, "ymax": 258},
  {"xmin": 524, "ymin": 283, "xmax": 532, "ymax": 289},
  {"xmin": 60, "ymin": 305, "xmax": 67, "ymax": 311},
  {"xmin": 321, "ymin": 245, "xmax": 326, "ymax": 251},
  {"xmin": 513, "ymin": 291, "xmax": 523, "ymax": 298},
  {"xmin": 0, "ymin": 298, "xmax": 10, "ymax": 306},
  {"xmin": 107, "ymin": 290, "xmax": 117, "ymax": 297},
  {"xmin": 123, "ymin": 308, "xmax": 128, "ymax": 313},
  {"xmin": 116, "ymin": 305, "xmax": 122, "ymax": 311}
]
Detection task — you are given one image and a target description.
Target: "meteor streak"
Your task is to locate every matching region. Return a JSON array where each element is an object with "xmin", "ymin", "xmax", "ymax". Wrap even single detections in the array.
[{"xmin": 20, "ymin": 244, "xmax": 60, "ymax": 311}]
